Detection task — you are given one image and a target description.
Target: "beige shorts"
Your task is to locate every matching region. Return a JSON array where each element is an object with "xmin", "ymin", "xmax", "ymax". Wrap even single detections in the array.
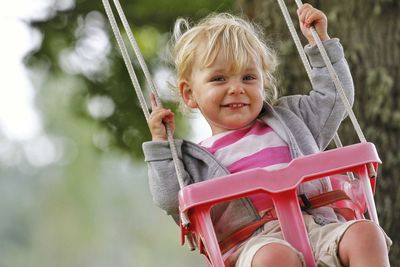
[{"xmin": 234, "ymin": 215, "xmax": 392, "ymax": 267}]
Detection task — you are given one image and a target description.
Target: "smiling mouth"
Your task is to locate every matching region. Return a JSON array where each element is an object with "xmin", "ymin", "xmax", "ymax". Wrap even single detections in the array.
[{"xmin": 221, "ymin": 103, "xmax": 248, "ymax": 108}]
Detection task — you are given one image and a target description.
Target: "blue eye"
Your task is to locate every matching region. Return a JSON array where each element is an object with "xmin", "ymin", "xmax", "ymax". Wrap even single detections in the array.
[
  {"xmin": 211, "ymin": 76, "xmax": 225, "ymax": 82},
  {"xmin": 243, "ymin": 75, "xmax": 256, "ymax": 80}
]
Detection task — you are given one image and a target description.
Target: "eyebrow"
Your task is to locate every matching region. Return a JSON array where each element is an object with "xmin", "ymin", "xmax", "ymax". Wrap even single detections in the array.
[
  {"xmin": 242, "ymin": 67, "xmax": 259, "ymax": 72},
  {"xmin": 204, "ymin": 66, "xmax": 259, "ymax": 73}
]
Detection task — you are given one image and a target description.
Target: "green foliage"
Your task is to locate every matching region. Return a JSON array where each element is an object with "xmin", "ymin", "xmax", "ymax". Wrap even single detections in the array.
[
  {"xmin": 14, "ymin": 1, "xmax": 236, "ymax": 266},
  {"xmin": 26, "ymin": 0, "xmax": 235, "ymax": 159}
]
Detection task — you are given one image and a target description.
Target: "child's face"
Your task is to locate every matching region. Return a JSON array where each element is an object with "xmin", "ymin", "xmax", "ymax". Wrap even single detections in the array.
[{"xmin": 180, "ymin": 50, "xmax": 265, "ymax": 135}]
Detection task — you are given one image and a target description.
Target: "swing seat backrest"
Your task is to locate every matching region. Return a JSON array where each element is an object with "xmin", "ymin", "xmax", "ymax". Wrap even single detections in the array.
[{"xmin": 178, "ymin": 142, "xmax": 381, "ymax": 267}]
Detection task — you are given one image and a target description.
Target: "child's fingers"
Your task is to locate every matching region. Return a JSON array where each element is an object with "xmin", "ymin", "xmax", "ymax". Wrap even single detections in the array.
[
  {"xmin": 298, "ymin": 6, "xmax": 326, "ymax": 29},
  {"xmin": 150, "ymin": 92, "xmax": 158, "ymax": 109},
  {"xmin": 298, "ymin": 4, "xmax": 319, "ymax": 23},
  {"xmin": 168, "ymin": 118, "xmax": 175, "ymax": 133},
  {"xmin": 164, "ymin": 113, "xmax": 175, "ymax": 128},
  {"xmin": 297, "ymin": 3, "xmax": 329, "ymax": 44},
  {"xmin": 306, "ymin": 10, "xmax": 324, "ymax": 26},
  {"xmin": 148, "ymin": 108, "xmax": 175, "ymax": 139},
  {"xmin": 150, "ymin": 108, "xmax": 175, "ymax": 128},
  {"xmin": 150, "ymin": 108, "xmax": 170, "ymax": 122},
  {"xmin": 297, "ymin": 3, "xmax": 312, "ymax": 19}
]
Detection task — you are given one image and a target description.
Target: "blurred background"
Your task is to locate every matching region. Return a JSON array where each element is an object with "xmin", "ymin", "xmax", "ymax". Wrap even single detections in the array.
[{"xmin": 0, "ymin": 0, "xmax": 398, "ymax": 266}]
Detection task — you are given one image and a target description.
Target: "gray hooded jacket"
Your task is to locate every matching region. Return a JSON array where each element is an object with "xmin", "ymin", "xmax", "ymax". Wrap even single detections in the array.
[{"xmin": 142, "ymin": 38, "xmax": 354, "ymax": 243}]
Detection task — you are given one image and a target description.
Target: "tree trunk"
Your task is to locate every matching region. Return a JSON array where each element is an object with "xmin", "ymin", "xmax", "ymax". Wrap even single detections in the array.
[{"xmin": 238, "ymin": 0, "xmax": 400, "ymax": 264}]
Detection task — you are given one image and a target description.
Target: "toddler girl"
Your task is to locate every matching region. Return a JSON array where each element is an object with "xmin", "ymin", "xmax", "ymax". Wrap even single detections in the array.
[{"xmin": 143, "ymin": 4, "xmax": 391, "ymax": 266}]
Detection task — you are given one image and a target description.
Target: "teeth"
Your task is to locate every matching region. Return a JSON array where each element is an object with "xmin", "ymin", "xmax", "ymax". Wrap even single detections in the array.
[{"xmin": 228, "ymin": 104, "xmax": 244, "ymax": 107}]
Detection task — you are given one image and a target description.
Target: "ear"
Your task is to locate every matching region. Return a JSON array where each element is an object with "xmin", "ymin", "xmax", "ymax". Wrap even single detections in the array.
[{"xmin": 179, "ymin": 80, "xmax": 198, "ymax": 108}]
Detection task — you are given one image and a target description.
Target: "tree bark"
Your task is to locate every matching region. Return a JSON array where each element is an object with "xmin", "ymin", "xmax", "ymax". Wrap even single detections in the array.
[{"xmin": 238, "ymin": 0, "xmax": 400, "ymax": 264}]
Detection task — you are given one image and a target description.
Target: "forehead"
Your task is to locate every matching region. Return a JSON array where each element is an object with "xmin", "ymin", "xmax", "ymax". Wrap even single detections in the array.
[{"xmin": 194, "ymin": 41, "xmax": 261, "ymax": 73}]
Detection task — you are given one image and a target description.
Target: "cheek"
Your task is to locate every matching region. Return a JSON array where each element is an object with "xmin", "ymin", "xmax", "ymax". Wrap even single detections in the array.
[
  {"xmin": 254, "ymin": 90, "xmax": 265, "ymax": 111},
  {"xmin": 199, "ymin": 88, "xmax": 220, "ymax": 103},
  {"xmin": 253, "ymin": 86, "xmax": 265, "ymax": 101}
]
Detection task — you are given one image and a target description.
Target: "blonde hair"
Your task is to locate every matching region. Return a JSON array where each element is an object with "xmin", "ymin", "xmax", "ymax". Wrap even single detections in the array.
[{"xmin": 170, "ymin": 13, "xmax": 278, "ymax": 111}]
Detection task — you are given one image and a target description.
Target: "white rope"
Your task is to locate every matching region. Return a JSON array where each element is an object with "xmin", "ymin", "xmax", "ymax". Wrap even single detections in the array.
[
  {"xmin": 293, "ymin": 0, "xmax": 367, "ymax": 143},
  {"xmin": 277, "ymin": 0, "xmax": 375, "ymax": 177},
  {"xmin": 276, "ymin": 0, "xmax": 366, "ymax": 141},
  {"xmin": 109, "ymin": 0, "xmax": 189, "ymax": 191},
  {"xmin": 102, "ymin": 0, "xmax": 150, "ymax": 120},
  {"xmin": 277, "ymin": 0, "xmax": 313, "ymax": 82},
  {"xmin": 276, "ymin": 0, "xmax": 344, "ymax": 153},
  {"xmin": 293, "ymin": 0, "xmax": 376, "ymax": 177},
  {"xmin": 102, "ymin": 0, "xmax": 190, "ymax": 202},
  {"xmin": 111, "ymin": 0, "xmax": 163, "ymax": 107}
]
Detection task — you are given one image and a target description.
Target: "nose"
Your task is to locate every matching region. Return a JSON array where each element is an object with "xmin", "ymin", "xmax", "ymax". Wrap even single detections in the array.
[{"xmin": 228, "ymin": 81, "xmax": 245, "ymax": 95}]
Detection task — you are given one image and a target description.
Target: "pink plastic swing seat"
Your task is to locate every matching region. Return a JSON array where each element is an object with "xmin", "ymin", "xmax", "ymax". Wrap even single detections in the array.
[{"xmin": 178, "ymin": 142, "xmax": 381, "ymax": 267}]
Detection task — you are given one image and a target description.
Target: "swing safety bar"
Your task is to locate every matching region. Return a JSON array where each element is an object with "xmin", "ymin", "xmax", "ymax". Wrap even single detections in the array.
[{"xmin": 178, "ymin": 142, "xmax": 381, "ymax": 267}]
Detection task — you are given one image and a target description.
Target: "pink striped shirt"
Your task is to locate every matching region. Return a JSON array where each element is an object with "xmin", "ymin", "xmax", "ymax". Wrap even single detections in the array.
[{"xmin": 200, "ymin": 120, "xmax": 292, "ymax": 212}]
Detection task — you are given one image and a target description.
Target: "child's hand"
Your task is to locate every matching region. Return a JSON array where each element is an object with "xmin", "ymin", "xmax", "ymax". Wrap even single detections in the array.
[
  {"xmin": 148, "ymin": 93, "xmax": 175, "ymax": 141},
  {"xmin": 297, "ymin": 4, "xmax": 330, "ymax": 46}
]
